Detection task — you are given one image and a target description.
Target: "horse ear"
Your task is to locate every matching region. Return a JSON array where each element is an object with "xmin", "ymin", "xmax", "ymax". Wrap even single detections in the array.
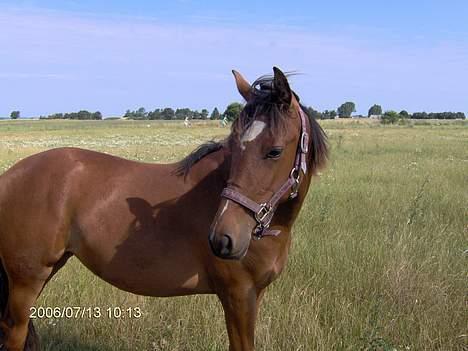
[
  {"xmin": 232, "ymin": 70, "xmax": 252, "ymax": 101},
  {"xmin": 273, "ymin": 66, "xmax": 292, "ymax": 105}
]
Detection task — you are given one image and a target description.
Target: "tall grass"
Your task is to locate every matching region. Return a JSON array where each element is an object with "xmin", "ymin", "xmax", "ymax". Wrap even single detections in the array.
[{"xmin": 0, "ymin": 120, "xmax": 466, "ymax": 350}]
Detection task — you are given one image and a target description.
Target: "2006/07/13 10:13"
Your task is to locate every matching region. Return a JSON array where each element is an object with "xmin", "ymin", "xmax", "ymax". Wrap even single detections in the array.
[{"xmin": 30, "ymin": 306, "xmax": 143, "ymax": 319}]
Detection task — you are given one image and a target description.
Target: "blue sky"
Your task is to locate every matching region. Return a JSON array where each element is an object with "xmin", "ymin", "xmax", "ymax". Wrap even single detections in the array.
[{"xmin": 1, "ymin": 1, "xmax": 467, "ymax": 117}]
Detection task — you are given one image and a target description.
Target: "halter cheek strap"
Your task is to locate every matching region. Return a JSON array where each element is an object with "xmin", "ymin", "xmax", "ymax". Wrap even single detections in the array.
[{"xmin": 220, "ymin": 108, "xmax": 309, "ymax": 240}]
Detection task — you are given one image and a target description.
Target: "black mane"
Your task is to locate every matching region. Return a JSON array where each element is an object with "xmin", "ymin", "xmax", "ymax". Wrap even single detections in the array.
[
  {"xmin": 300, "ymin": 103, "xmax": 328, "ymax": 172},
  {"xmin": 232, "ymin": 75, "xmax": 290, "ymax": 135},
  {"xmin": 174, "ymin": 140, "xmax": 224, "ymax": 177}
]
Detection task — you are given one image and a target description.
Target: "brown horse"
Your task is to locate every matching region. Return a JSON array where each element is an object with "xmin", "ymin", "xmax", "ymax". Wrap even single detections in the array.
[{"xmin": 0, "ymin": 67, "xmax": 327, "ymax": 351}]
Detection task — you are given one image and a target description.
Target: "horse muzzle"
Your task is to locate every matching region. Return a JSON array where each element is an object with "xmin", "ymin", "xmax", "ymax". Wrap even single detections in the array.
[{"xmin": 208, "ymin": 231, "xmax": 249, "ymax": 260}]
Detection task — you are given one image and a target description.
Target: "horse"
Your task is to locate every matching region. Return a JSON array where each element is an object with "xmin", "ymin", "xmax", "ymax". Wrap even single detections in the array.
[{"xmin": 0, "ymin": 67, "xmax": 327, "ymax": 351}]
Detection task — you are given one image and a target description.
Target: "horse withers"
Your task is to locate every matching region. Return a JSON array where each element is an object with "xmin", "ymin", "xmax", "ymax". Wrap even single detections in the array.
[{"xmin": 0, "ymin": 67, "xmax": 327, "ymax": 351}]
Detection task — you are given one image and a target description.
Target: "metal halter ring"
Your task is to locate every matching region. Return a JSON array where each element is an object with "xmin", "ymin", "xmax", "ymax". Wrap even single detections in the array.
[
  {"xmin": 289, "ymin": 168, "xmax": 301, "ymax": 199},
  {"xmin": 255, "ymin": 204, "xmax": 272, "ymax": 223},
  {"xmin": 290, "ymin": 168, "xmax": 300, "ymax": 182},
  {"xmin": 252, "ymin": 225, "xmax": 264, "ymax": 240}
]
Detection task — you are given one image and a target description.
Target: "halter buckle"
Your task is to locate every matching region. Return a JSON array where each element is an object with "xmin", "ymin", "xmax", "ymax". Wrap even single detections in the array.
[{"xmin": 255, "ymin": 203, "xmax": 272, "ymax": 224}]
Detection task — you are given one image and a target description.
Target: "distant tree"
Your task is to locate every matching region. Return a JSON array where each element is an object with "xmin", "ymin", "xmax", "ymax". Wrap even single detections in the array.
[
  {"xmin": 424, "ymin": 112, "xmax": 466, "ymax": 120},
  {"xmin": 322, "ymin": 110, "xmax": 337, "ymax": 119},
  {"xmin": 10, "ymin": 111, "xmax": 20, "ymax": 119},
  {"xmin": 41, "ymin": 110, "xmax": 101, "ymax": 120},
  {"xmin": 148, "ymin": 109, "xmax": 162, "ymax": 120},
  {"xmin": 368, "ymin": 104, "xmax": 382, "ymax": 117},
  {"xmin": 92, "ymin": 111, "xmax": 103, "ymax": 120},
  {"xmin": 411, "ymin": 112, "xmax": 428, "ymax": 119},
  {"xmin": 66, "ymin": 111, "xmax": 83, "ymax": 119},
  {"xmin": 192, "ymin": 110, "xmax": 201, "ymax": 119},
  {"xmin": 200, "ymin": 109, "xmax": 209, "ymax": 120},
  {"xmin": 175, "ymin": 108, "xmax": 191, "ymax": 120},
  {"xmin": 136, "ymin": 107, "xmax": 147, "ymax": 119},
  {"xmin": 160, "ymin": 107, "xmax": 175, "ymax": 120},
  {"xmin": 381, "ymin": 110, "xmax": 399, "ymax": 124},
  {"xmin": 399, "ymin": 110, "xmax": 409, "ymax": 119},
  {"xmin": 210, "ymin": 107, "xmax": 221, "ymax": 120},
  {"xmin": 337, "ymin": 102, "xmax": 356, "ymax": 118},
  {"xmin": 47, "ymin": 113, "xmax": 64, "ymax": 119},
  {"xmin": 223, "ymin": 102, "xmax": 244, "ymax": 122},
  {"xmin": 124, "ymin": 107, "xmax": 147, "ymax": 119},
  {"xmin": 307, "ymin": 106, "xmax": 322, "ymax": 120},
  {"xmin": 174, "ymin": 108, "xmax": 183, "ymax": 120}
]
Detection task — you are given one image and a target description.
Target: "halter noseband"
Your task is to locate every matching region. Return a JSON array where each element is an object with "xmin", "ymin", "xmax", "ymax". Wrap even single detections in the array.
[{"xmin": 220, "ymin": 108, "xmax": 309, "ymax": 240}]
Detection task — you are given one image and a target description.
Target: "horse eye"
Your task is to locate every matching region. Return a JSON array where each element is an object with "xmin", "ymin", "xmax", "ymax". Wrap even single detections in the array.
[{"xmin": 266, "ymin": 147, "xmax": 283, "ymax": 159}]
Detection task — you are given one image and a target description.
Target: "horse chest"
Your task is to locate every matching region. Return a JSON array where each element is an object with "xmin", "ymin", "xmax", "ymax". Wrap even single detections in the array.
[{"xmin": 246, "ymin": 244, "xmax": 289, "ymax": 289}]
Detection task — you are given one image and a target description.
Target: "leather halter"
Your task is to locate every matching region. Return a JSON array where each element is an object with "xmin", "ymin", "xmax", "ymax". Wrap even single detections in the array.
[{"xmin": 220, "ymin": 108, "xmax": 309, "ymax": 240}]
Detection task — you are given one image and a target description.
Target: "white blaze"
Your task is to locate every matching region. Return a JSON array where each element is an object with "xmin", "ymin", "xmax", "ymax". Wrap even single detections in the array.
[
  {"xmin": 213, "ymin": 201, "xmax": 229, "ymax": 232},
  {"xmin": 240, "ymin": 121, "xmax": 266, "ymax": 150},
  {"xmin": 220, "ymin": 201, "xmax": 229, "ymax": 217}
]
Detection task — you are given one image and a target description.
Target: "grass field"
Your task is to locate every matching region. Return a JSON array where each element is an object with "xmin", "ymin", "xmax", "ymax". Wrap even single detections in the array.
[{"xmin": 0, "ymin": 119, "xmax": 466, "ymax": 351}]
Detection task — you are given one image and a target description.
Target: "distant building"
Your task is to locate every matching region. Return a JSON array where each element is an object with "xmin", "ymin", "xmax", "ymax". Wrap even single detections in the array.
[{"xmin": 369, "ymin": 114, "xmax": 382, "ymax": 119}]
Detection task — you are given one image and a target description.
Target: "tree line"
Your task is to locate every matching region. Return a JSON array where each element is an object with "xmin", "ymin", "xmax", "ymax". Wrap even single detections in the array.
[
  {"xmin": 308, "ymin": 102, "xmax": 466, "ymax": 120},
  {"xmin": 410, "ymin": 112, "xmax": 465, "ymax": 120},
  {"xmin": 8, "ymin": 102, "xmax": 465, "ymax": 121},
  {"xmin": 123, "ymin": 107, "xmax": 220, "ymax": 120},
  {"xmin": 122, "ymin": 103, "xmax": 245, "ymax": 122},
  {"xmin": 39, "ymin": 111, "xmax": 103, "ymax": 120}
]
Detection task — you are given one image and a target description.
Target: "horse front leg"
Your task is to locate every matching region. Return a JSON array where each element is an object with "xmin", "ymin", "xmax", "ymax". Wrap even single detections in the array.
[
  {"xmin": 218, "ymin": 286, "xmax": 265, "ymax": 351},
  {"xmin": 0, "ymin": 277, "xmax": 45, "ymax": 351}
]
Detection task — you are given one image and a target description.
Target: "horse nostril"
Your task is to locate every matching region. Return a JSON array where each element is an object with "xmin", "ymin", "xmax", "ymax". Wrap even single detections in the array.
[
  {"xmin": 208, "ymin": 231, "xmax": 217, "ymax": 254},
  {"xmin": 208, "ymin": 232, "xmax": 235, "ymax": 258},
  {"xmin": 208, "ymin": 231, "xmax": 215, "ymax": 243},
  {"xmin": 219, "ymin": 234, "xmax": 233, "ymax": 256}
]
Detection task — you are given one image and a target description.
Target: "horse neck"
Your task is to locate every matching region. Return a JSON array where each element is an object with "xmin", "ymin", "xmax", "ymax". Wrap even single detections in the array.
[{"xmin": 183, "ymin": 147, "xmax": 230, "ymax": 187}]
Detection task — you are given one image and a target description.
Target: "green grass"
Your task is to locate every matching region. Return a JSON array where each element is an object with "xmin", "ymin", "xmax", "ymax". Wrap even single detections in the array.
[{"xmin": 1, "ymin": 119, "xmax": 466, "ymax": 351}]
